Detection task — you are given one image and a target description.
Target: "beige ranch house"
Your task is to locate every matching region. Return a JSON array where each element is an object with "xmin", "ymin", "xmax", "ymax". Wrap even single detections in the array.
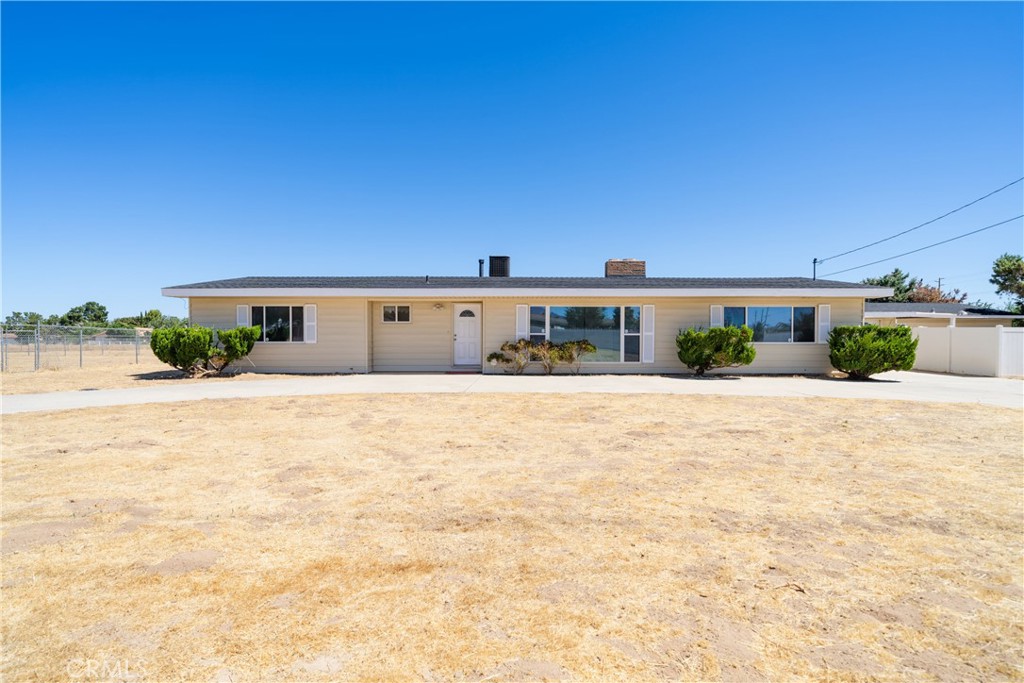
[{"xmin": 162, "ymin": 258, "xmax": 891, "ymax": 375}]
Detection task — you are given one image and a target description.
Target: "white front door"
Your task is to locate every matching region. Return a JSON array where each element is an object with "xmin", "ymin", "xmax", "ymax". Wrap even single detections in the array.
[{"xmin": 453, "ymin": 303, "xmax": 481, "ymax": 366}]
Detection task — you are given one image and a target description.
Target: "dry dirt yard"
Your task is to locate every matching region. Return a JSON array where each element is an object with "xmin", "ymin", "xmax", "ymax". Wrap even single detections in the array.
[
  {"xmin": 1, "ymin": 394, "xmax": 1021, "ymax": 682},
  {"xmin": 1, "ymin": 352, "xmax": 304, "ymax": 395}
]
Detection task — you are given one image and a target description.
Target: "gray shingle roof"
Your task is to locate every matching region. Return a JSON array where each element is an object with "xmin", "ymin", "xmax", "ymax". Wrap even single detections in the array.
[
  {"xmin": 167, "ymin": 275, "xmax": 880, "ymax": 290},
  {"xmin": 865, "ymin": 302, "xmax": 1019, "ymax": 316}
]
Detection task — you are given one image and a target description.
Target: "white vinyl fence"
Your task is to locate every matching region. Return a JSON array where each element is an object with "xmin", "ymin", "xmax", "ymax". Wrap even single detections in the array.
[{"xmin": 913, "ymin": 326, "xmax": 1024, "ymax": 378}]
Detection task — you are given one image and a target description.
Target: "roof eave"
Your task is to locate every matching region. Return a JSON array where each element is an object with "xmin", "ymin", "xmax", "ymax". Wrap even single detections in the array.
[{"xmin": 163, "ymin": 286, "xmax": 893, "ymax": 299}]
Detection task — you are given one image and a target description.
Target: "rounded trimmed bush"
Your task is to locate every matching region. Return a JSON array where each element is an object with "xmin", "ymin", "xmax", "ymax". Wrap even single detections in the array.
[
  {"xmin": 675, "ymin": 325, "xmax": 756, "ymax": 376},
  {"xmin": 828, "ymin": 325, "xmax": 917, "ymax": 380}
]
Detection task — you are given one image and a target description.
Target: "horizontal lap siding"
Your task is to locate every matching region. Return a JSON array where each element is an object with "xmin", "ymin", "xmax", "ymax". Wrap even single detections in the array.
[
  {"xmin": 483, "ymin": 296, "xmax": 863, "ymax": 375},
  {"xmin": 189, "ymin": 297, "xmax": 368, "ymax": 373},
  {"xmin": 371, "ymin": 302, "xmax": 454, "ymax": 371}
]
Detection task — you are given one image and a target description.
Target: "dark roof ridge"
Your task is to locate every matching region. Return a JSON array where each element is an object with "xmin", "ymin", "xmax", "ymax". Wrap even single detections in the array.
[{"xmin": 165, "ymin": 275, "xmax": 887, "ymax": 290}]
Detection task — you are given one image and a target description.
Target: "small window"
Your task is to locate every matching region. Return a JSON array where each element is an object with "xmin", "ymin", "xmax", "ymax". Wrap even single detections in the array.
[
  {"xmin": 459, "ymin": 309, "xmax": 476, "ymax": 318},
  {"xmin": 724, "ymin": 307, "xmax": 746, "ymax": 328},
  {"xmin": 383, "ymin": 305, "xmax": 411, "ymax": 323},
  {"xmin": 793, "ymin": 307, "xmax": 815, "ymax": 343},
  {"xmin": 529, "ymin": 305, "xmax": 546, "ymax": 344}
]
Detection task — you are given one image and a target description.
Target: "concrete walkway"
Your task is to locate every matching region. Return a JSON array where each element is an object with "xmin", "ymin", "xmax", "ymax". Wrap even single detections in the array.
[{"xmin": 2, "ymin": 371, "xmax": 1021, "ymax": 414}]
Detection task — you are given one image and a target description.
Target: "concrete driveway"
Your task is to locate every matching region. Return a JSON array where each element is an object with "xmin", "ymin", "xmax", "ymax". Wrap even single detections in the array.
[{"xmin": 2, "ymin": 371, "xmax": 1021, "ymax": 414}]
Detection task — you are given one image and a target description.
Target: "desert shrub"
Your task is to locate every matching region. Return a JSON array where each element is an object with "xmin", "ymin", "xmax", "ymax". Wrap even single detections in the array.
[
  {"xmin": 531, "ymin": 339, "xmax": 561, "ymax": 375},
  {"xmin": 557, "ymin": 339, "xmax": 597, "ymax": 375},
  {"xmin": 151, "ymin": 325, "xmax": 260, "ymax": 377},
  {"xmin": 827, "ymin": 325, "xmax": 917, "ymax": 380},
  {"xmin": 488, "ymin": 339, "xmax": 532, "ymax": 374},
  {"xmin": 675, "ymin": 325, "xmax": 756, "ymax": 376}
]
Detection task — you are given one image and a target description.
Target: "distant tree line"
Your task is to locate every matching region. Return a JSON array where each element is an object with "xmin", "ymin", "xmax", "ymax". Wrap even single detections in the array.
[
  {"xmin": 860, "ymin": 253, "xmax": 1024, "ymax": 316},
  {"xmin": 3, "ymin": 302, "xmax": 182, "ymax": 329}
]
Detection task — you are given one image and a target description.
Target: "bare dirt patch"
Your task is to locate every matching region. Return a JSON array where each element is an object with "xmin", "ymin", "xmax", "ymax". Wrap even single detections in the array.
[
  {"xmin": 0, "ymin": 353, "xmax": 314, "ymax": 395},
  {"xmin": 1, "ymin": 394, "xmax": 1021, "ymax": 681}
]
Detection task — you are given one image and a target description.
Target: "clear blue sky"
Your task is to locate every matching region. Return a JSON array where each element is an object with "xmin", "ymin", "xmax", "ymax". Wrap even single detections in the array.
[{"xmin": 3, "ymin": 1, "xmax": 1022, "ymax": 320}]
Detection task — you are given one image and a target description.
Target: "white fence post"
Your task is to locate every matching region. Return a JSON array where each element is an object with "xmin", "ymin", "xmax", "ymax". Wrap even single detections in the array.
[
  {"xmin": 79, "ymin": 329, "xmax": 84, "ymax": 368},
  {"xmin": 34, "ymin": 322, "xmax": 41, "ymax": 371},
  {"xmin": 997, "ymin": 326, "xmax": 1024, "ymax": 378}
]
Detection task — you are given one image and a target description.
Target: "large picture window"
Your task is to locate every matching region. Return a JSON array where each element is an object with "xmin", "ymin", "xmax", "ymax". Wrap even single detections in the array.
[
  {"xmin": 251, "ymin": 305, "xmax": 305, "ymax": 343},
  {"xmin": 530, "ymin": 305, "xmax": 642, "ymax": 362},
  {"xmin": 723, "ymin": 306, "xmax": 816, "ymax": 343}
]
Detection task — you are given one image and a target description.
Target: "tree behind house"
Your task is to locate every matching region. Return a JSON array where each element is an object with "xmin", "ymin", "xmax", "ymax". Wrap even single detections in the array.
[{"xmin": 990, "ymin": 253, "xmax": 1024, "ymax": 325}]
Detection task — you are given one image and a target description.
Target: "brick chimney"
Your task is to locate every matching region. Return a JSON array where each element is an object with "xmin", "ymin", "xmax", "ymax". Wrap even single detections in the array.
[{"xmin": 605, "ymin": 258, "xmax": 646, "ymax": 277}]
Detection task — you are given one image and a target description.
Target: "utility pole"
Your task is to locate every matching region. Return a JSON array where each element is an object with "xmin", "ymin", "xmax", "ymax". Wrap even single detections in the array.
[
  {"xmin": 936, "ymin": 277, "xmax": 943, "ymax": 293},
  {"xmin": 812, "ymin": 258, "xmax": 818, "ymax": 280}
]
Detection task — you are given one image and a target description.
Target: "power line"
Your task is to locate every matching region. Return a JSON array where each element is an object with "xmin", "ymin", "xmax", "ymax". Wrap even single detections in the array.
[
  {"xmin": 817, "ymin": 177, "xmax": 1024, "ymax": 264},
  {"xmin": 819, "ymin": 214, "xmax": 1023, "ymax": 278}
]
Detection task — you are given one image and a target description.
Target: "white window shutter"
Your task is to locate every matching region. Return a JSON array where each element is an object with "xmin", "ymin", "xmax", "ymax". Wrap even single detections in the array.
[
  {"xmin": 236, "ymin": 305, "xmax": 249, "ymax": 326},
  {"xmin": 641, "ymin": 305, "xmax": 655, "ymax": 363},
  {"xmin": 304, "ymin": 304, "xmax": 317, "ymax": 343},
  {"xmin": 515, "ymin": 305, "xmax": 529, "ymax": 340},
  {"xmin": 709, "ymin": 305, "xmax": 724, "ymax": 328},
  {"xmin": 817, "ymin": 304, "xmax": 831, "ymax": 343}
]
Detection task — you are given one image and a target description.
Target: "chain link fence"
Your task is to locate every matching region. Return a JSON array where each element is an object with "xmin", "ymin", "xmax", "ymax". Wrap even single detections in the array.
[{"xmin": 0, "ymin": 325, "xmax": 155, "ymax": 373}]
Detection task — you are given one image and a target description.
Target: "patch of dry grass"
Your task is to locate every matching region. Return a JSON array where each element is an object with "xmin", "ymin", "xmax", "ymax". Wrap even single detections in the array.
[
  {"xmin": 1, "ymin": 394, "xmax": 1021, "ymax": 681},
  {"xmin": 0, "ymin": 351, "xmax": 306, "ymax": 395}
]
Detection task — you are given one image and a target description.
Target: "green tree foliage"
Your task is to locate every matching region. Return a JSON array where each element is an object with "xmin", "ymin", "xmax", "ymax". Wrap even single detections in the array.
[
  {"xmin": 675, "ymin": 326, "xmax": 757, "ymax": 376},
  {"xmin": 827, "ymin": 325, "xmax": 917, "ymax": 380},
  {"xmin": 5, "ymin": 303, "xmax": 182, "ymax": 330},
  {"xmin": 990, "ymin": 253, "xmax": 1024, "ymax": 307},
  {"xmin": 862, "ymin": 269, "xmax": 969, "ymax": 303},
  {"xmin": 151, "ymin": 325, "xmax": 260, "ymax": 377},
  {"xmin": 111, "ymin": 309, "xmax": 183, "ymax": 329},
  {"xmin": 60, "ymin": 301, "xmax": 109, "ymax": 326},
  {"xmin": 861, "ymin": 269, "xmax": 923, "ymax": 302},
  {"xmin": 3, "ymin": 311, "xmax": 46, "ymax": 327}
]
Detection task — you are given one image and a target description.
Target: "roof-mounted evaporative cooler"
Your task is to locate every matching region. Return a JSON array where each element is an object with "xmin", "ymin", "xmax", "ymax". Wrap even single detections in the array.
[{"xmin": 489, "ymin": 255, "xmax": 510, "ymax": 277}]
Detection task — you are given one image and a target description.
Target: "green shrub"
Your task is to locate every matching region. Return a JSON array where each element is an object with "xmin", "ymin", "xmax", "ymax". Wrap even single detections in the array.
[
  {"xmin": 212, "ymin": 326, "xmax": 261, "ymax": 372},
  {"xmin": 557, "ymin": 339, "xmax": 596, "ymax": 375},
  {"xmin": 151, "ymin": 325, "xmax": 260, "ymax": 377},
  {"xmin": 675, "ymin": 326, "xmax": 757, "ymax": 376},
  {"xmin": 151, "ymin": 326, "xmax": 214, "ymax": 375},
  {"xmin": 827, "ymin": 325, "xmax": 917, "ymax": 380}
]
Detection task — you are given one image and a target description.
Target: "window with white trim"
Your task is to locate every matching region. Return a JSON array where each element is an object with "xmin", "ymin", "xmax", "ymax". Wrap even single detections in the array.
[
  {"xmin": 720, "ymin": 306, "xmax": 816, "ymax": 343},
  {"xmin": 382, "ymin": 305, "xmax": 411, "ymax": 323},
  {"xmin": 527, "ymin": 305, "xmax": 642, "ymax": 362},
  {"xmin": 251, "ymin": 305, "xmax": 315, "ymax": 343}
]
